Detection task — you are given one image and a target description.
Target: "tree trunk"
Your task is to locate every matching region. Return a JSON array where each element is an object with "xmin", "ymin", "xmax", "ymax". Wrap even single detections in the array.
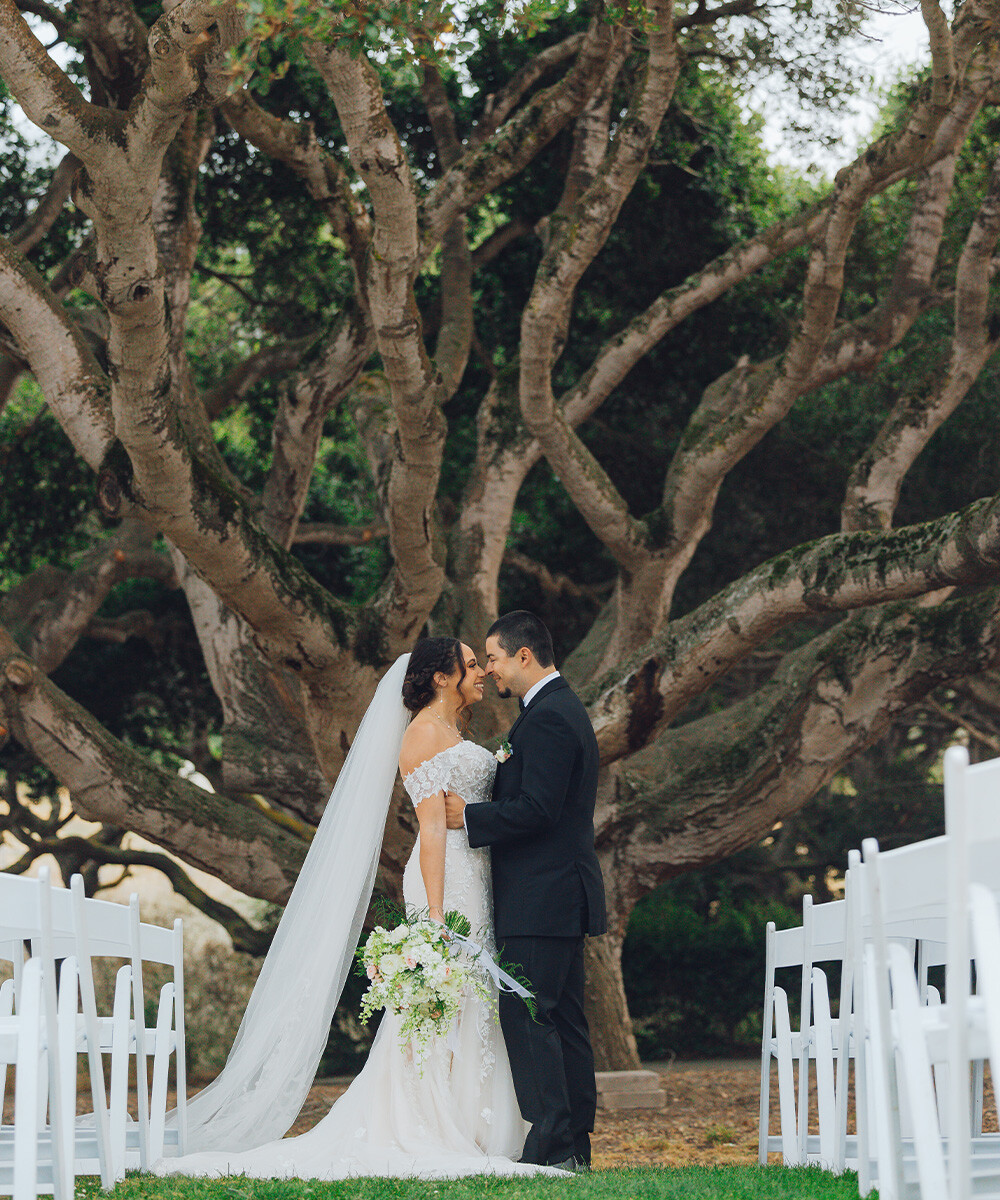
[{"xmin": 584, "ymin": 932, "xmax": 641, "ymax": 1070}]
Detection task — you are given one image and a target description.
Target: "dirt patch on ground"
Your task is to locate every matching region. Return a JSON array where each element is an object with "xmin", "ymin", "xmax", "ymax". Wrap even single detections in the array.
[
  {"xmin": 61, "ymin": 1058, "xmax": 1000, "ymax": 1170},
  {"xmin": 592, "ymin": 1059, "xmax": 766, "ymax": 1168},
  {"xmin": 288, "ymin": 1059, "xmax": 790, "ymax": 1169},
  {"xmin": 279, "ymin": 1060, "xmax": 767, "ymax": 1167},
  {"xmin": 290, "ymin": 1056, "xmax": 1000, "ymax": 1169}
]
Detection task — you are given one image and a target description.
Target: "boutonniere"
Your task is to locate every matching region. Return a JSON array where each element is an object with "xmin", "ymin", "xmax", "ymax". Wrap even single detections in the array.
[{"xmin": 495, "ymin": 740, "xmax": 513, "ymax": 764}]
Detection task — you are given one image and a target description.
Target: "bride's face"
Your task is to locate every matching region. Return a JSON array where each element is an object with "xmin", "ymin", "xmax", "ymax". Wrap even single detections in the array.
[{"xmin": 453, "ymin": 643, "xmax": 486, "ymax": 707}]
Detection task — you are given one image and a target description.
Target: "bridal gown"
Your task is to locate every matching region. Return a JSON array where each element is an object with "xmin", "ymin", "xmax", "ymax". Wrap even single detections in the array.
[{"xmin": 156, "ymin": 741, "xmax": 551, "ymax": 1180}]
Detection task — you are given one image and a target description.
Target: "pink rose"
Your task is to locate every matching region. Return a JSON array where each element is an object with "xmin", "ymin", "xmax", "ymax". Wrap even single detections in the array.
[
  {"xmin": 366, "ymin": 963, "xmax": 378, "ymax": 980},
  {"xmin": 404, "ymin": 956, "xmax": 417, "ymax": 969}
]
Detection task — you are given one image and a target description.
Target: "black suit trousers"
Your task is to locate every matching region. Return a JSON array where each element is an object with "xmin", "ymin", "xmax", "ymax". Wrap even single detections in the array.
[{"xmin": 498, "ymin": 935, "xmax": 596, "ymax": 1166}]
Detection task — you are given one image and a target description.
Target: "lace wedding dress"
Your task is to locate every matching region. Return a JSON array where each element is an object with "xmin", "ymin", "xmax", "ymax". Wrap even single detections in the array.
[{"xmin": 157, "ymin": 740, "xmax": 549, "ymax": 1180}]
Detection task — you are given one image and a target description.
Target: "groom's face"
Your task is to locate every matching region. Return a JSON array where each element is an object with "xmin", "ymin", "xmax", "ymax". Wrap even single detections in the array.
[{"xmin": 484, "ymin": 635, "xmax": 523, "ymax": 700}]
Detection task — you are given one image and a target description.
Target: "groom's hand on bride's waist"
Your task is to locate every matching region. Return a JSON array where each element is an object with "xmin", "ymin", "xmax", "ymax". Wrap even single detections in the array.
[{"xmin": 445, "ymin": 794, "xmax": 466, "ymax": 829}]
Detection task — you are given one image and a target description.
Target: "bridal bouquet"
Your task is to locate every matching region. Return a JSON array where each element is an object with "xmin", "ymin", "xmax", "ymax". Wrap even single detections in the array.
[{"xmin": 356, "ymin": 909, "xmax": 491, "ymax": 1064}]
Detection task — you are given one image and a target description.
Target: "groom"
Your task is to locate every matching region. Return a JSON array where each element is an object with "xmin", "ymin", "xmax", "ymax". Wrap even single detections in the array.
[{"xmin": 445, "ymin": 610, "xmax": 607, "ymax": 1172}]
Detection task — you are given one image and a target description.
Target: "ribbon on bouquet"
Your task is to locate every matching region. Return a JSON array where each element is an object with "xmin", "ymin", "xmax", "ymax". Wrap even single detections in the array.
[
  {"xmin": 445, "ymin": 931, "xmax": 533, "ymax": 1001},
  {"xmin": 440, "ymin": 930, "xmax": 535, "ymax": 1055}
]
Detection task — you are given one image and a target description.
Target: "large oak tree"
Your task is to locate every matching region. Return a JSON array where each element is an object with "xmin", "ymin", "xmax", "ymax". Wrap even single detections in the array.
[{"xmin": 3, "ymin": 0, "xmax": 1000, "ymax": 1069}]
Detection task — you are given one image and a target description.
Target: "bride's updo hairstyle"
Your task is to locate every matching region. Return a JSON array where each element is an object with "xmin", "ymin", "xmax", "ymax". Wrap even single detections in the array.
[{"xmin": 402, "ymin": 637, "xmax": 466, "ymax": 715}]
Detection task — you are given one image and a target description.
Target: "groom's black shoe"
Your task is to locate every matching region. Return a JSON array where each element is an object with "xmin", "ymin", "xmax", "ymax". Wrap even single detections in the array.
[{"xmin": 547, "ymin": 1156, "xmax": 590, "ymax": 1174}]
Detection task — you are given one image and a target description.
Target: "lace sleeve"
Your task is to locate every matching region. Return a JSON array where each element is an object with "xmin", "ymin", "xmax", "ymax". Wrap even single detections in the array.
[{"xmin": 402, "ymin": 756, "xmax": 452, "ymax": 807}]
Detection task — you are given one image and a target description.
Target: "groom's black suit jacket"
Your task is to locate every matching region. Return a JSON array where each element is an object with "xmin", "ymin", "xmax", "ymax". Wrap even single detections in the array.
[{"xmin": 464, "ymin": 676, "xmax": 607, "ymax": 939}]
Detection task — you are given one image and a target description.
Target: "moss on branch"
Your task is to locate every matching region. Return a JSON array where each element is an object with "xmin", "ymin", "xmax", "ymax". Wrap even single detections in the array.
[{"xmin": 614, "ymin": 589, "xmax": 999, "ymax": 848}]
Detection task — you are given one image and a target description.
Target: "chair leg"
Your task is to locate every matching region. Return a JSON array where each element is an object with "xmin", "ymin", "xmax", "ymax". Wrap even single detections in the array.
[
  {"xmin": 759, "ymin": 1006, "xmax": 774, "ymax": 1163},
  {"xmin": 774, "ymin": 987, "xmax": 799, "ymax": 1165},
  {"xmin": 972, "ymin": 1057, "xmax": 985, "ymax": 1136},
  {"xmin": 36, "ymin": 1047, "xmax": 48, "ymax": 1128},
  {"xmin": 57, "ymin": 959, "xmax": 80, "ymax": 1200},
  {"xmin": 0, "ymin": 979, "xmax": 13, "ymax": 1130},
  {"xmin": 13, "ymin": 970, "xmax": 42, "ymax": 1200},
  {"xmin": 175, "ymin": 985, "xmax": 187, "ymax": 1156},
  {"xmin": 833, "ymin": 960, "xmax": 855, "ymax": 1174}
]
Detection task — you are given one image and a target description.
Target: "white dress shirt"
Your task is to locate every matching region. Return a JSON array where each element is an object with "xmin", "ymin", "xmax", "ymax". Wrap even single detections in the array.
[{"xmin": 522, "ymin": 670, "xmax": 561, "ymax": 709}]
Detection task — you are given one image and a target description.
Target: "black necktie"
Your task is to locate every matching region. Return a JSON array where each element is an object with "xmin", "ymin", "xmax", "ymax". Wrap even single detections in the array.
[{"xmin": 518, "ymin": 698, "xmax": 526, "ymax": 712}]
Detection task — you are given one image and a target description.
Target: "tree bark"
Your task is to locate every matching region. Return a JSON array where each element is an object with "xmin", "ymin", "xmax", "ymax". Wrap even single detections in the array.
[{"xmin": 584, "ymin": 933, "xmax": 641, "ymax": 1070}]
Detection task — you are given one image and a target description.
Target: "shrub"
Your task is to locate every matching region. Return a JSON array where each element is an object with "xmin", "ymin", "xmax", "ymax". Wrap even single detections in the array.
[{"xmin": 621, "ymin": 885, "xmax": 798, "ymax": 1058}]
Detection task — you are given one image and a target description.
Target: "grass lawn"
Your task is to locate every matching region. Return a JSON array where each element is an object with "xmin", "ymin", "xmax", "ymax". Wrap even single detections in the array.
[{"xmin": 77, "ymin": 1166, "xmax": 870, "ymax": 1199}]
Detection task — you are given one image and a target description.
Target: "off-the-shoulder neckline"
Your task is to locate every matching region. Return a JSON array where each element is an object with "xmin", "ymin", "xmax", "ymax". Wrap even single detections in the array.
[{"xmin": 401, "ymin": 739, "xmax": 468, "ymax": 782}]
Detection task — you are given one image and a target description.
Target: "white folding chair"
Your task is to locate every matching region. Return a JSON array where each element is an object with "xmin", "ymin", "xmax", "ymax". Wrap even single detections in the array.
[
  {"xmin": 970, "ymin": 882, "xmax": 1000, "ymax": 1178},
  {"xmin": 63, "ymin": 877, "xmax": 186, "ymax": 1172},
  {"xmin": 942, "ymin": 747, "xmax": 1000, "ymax": 1200},
  {"xmin": 804, "ymin": 894, "xmax": 856, "ymax": 1171},
  {"xmin": 758, "ymin": 890, "xmax": 856, "ymax": 1171},
  {"xmin": 128, "ymin": 908, "xmax": 186, "ymax": 1161},
  {"xmin": 0, "ymin": 872, "xmax": 144, "ymax": 1188},
  {"xmin": 0, "ymin": 869, "xmax": 75, "ymax": 1200},
  {"xmin": 58, "ymin": 877, "xmax": 134, "ymax": 1185},
  {"xmin": 857, "ymin": 747, "xmax": 1000, "ymax": 1200},
  {"xmin": 0, "ymin": 960, "xmax": 68, "ymax": 1199},
  {"xmin": 759, "ymin": 918, "xmax": 805, "ymax": 1164}
]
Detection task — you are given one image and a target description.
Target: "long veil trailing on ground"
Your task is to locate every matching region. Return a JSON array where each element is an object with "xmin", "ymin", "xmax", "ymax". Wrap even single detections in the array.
[{"xmin": 167, "ymin": 654, "xmax": 411, "ymax": 1154}]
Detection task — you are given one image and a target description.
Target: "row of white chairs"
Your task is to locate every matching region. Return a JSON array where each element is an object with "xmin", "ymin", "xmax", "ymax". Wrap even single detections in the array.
[
  {"xmin": 0, "ymin": 867, "xmax": 186, "ymax": 1198},
  {"xmin": 758, "ymin": 744, "xmax": 1000, "ymax": 1199}
]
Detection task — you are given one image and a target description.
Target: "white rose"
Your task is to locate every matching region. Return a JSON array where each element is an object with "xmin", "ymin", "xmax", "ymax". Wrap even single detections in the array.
[{"xmin": 380, "ymin": 953, "xmax": 405, "ymax": 977}]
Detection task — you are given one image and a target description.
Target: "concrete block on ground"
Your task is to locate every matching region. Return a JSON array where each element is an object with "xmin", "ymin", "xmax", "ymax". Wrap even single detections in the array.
[{"xmin": 595, "ymin": 1069, "xmax": 666, "ymax": 1111}]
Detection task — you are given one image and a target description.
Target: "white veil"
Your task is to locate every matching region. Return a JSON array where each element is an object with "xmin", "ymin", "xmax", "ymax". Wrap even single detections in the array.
[{"xmin": 171, "ymin": 653, "xmax": 411, "ymax": 1153}]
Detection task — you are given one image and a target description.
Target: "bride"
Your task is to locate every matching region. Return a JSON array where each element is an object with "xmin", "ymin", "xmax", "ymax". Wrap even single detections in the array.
[{"xmin": 155, "ymin": 638, "xmax": 554, "ymax": 1179}]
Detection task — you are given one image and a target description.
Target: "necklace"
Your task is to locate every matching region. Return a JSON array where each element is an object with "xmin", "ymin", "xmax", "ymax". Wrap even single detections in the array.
[{"xmin": 431, "ymin": 708, "xmax": 461, "ymax": 738}]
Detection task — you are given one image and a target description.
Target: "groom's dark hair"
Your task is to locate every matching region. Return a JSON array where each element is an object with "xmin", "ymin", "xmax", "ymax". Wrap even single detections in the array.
[{"xmin": 487, "ymin": 610, "xmax": 555, "ymax": 668}]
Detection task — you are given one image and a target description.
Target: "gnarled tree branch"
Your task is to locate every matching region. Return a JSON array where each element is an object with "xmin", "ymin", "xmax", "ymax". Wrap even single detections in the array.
[
  {"xmin": 597, "ymin": 588, "xmax": 1000, "ymax": 924},
  {"xmin": 0, "ymin": 624, "xmax": 310, "ymax": 902},
  {"xmin": 306, "ymin": 36, "xmax": 447, "ymax": 649},
  {"xmin": 843, "ymin": 143, "xmax": 1000, "ymax": 531},
  {"xmin": 588, "ymin": 486, "xmax": 1000, "ymax": 762},
  {"xmin": 0, "ymin": 518, "xmax": 175, "ymax": 673},
  {"xmin": 520, "ymin": 0, "xmax": 679, "ymax": 575},
  {"xmin": 11, "ymin": 151, "xmax": 79, "ymax": 254},
  {"xmin": 0, "ymin": 234, "xmax": 112, "ymax": 468},
  {"xmin": 421, "ymin": 14, "xmax": 617, "ymax": 251}
]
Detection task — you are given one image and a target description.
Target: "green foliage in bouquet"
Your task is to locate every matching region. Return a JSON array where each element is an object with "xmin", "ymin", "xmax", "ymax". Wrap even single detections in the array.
[{"xmin": 443, "ymin": 910, "xmax": 472, "ymax": 938}]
